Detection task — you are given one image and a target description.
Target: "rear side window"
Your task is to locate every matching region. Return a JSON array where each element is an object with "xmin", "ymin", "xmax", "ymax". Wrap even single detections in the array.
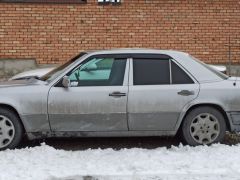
[
  {"xmin": 171, "ymin": 61, "xmax": 194, "ymax": 84},
  {"xmin": 133, "ymin": 59, "xmax": 170, "ymax": 85}
]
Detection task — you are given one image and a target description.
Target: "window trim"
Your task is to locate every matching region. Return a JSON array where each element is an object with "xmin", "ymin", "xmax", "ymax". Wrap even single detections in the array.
[
  {"xmin": 169, "ymin": 59, "xmax": 172, "ymax": 84},
  {"xmin": 0, "ymin": 0, "xmax": 87, "ymax": 4}
]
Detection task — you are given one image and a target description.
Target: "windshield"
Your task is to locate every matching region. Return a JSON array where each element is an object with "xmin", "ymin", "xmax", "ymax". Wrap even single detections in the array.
[
  {"xmin": 191, "ymin": 56, "xmax": 229, "ymax": 80},
  {"xmin": 40, "ymin": 52, "xmax": 87, "ymax": 82}
]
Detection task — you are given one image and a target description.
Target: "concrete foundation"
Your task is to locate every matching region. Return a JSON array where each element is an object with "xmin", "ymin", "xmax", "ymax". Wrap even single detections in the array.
[
  {"xmin": 228, "ymin": 65, "xmax": 240, "ymax": 76},
  {"xmin": 0, "ymin": 59, "xmax": 57, "ymax": 80}
]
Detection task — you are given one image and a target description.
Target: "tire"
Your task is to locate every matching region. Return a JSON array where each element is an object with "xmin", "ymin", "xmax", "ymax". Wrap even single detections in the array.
[
  {"xmin": 181, "ymin": 106, "xmax": 226, "ymax": 146},
  {"xmin": 0, "ymin": 108, "xmax": 23, "ymax": 150}
]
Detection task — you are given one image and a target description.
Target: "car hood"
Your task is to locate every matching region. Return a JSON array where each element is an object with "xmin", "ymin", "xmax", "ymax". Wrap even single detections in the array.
[
  {"xmin": 0, "ymin": 78, "xmax": 45, "ymax": 88},
  {"xmin": 9, "ymin": 67, "xmax": 55, "ymax": 80}
]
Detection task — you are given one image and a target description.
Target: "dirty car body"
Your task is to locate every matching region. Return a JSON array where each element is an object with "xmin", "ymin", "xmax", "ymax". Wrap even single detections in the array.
[{"xmin": 0, "ymin": 49, "xmax": 240, "ymax": 149}]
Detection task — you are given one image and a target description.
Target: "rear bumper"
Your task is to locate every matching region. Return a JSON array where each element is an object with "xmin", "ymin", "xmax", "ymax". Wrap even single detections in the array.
[{"xmin": 227, "ymin": 112, "xmax": 240, "ymax": 132}]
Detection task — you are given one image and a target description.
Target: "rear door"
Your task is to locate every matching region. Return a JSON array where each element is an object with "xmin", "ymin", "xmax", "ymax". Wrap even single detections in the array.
[{"xmin": 128, "ymin": 56, "xmax": 200, "ymax": 131}]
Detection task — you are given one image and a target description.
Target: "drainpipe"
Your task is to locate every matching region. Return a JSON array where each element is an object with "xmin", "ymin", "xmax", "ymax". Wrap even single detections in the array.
[{"xmin": 228, "ymin": 36, "xmax": 232, "ymax": 76}]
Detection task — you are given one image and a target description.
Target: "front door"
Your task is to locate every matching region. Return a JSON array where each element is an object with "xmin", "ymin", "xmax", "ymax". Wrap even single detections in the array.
[
  {"xmin": 48, "ymin": 56, "xmax": 129, "ymax": 131},
  {"xmin": 128, "ymin": 57, "xmax": 200, "ymax": 131}
]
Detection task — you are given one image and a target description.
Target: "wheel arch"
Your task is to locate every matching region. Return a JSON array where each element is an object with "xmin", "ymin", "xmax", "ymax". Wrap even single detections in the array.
[
  {"xmin": 0, "ymin": 103, "xmax": 26, "ymax": 133},
  {"xmin": 177, "ymin": 103, "xmax": 231, "ymax": 132}
]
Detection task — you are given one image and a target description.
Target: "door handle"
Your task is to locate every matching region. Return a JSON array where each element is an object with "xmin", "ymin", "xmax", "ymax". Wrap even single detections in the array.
[
  {"xmin": 177, "ymin": 90, "xmax": 195, "ymax": 96},
  {"xmin": 109, "ymin": 91, "xmax": 126, "ymax": 97}
]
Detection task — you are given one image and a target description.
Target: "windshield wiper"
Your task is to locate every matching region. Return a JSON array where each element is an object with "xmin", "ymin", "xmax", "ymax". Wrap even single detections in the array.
[{"xmin": 29, "ymin": 76, "xmax": 44, "ymax": 81}]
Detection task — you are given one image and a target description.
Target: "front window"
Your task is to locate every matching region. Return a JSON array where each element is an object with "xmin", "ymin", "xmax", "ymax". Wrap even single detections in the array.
[{"xmin": 68, "ymin": 57, "xmax": 127, "ymax": 86}]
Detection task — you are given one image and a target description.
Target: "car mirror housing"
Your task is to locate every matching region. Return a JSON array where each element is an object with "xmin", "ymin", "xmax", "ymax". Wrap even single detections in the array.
[{"xmin": 62, "ymin": 76, "xmax": 70, "ymax": 88}]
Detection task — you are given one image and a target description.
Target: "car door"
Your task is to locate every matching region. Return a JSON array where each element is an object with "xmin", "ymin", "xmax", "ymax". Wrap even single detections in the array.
[
  {"xmin": 128, "ymin": 56, "xmax": 200, "ymax": 131},
  {"xmin": 48, "ymin": 55, "xmax": 129, "ymax": 131}
]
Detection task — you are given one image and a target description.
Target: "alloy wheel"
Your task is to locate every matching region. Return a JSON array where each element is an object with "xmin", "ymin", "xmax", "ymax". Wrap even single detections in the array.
[
  {"xmin": 0, "ymin": 115, "xmax": 15, "ymax": 148},
  {"xmin": 189, "ymin": 113, "xmax": 220, "ymax": 144}
]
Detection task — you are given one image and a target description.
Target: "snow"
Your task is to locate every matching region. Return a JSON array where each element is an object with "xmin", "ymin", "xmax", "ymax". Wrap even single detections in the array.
[{"xmin": 1, "ymin": 143, "xmax": 240, "ymax": 180}]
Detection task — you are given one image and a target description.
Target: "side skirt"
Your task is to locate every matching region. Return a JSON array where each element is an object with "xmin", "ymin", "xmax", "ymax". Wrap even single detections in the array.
[{"xmin": 26, "ymin": 130, "xmax": 177, "ymax": 140}]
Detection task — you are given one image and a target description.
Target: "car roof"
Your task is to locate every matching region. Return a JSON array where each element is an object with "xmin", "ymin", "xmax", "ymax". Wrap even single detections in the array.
[{"xmin": 85, "ymin": 48, "xmax": 189, "ymax": 57}]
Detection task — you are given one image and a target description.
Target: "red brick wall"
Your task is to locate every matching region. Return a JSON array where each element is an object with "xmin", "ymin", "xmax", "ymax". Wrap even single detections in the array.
[{"xmin": 0, "ymin": 0, "xmax": 239, "ymax": 64}]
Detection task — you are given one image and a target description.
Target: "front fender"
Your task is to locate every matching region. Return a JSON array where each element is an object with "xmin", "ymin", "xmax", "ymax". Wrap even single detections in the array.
[{"xmin": 0, "ymin": 85, "xmax": 51, "ymax": 133}]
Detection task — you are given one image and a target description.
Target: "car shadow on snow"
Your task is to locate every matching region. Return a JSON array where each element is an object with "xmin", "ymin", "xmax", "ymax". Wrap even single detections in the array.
[
  {"xmin": 21, "ymin": 136, "xmax": 179, "ymax": 151},
  {"xmin": 20, "ymin": 132, "xmax": 240, "ymax": 151}
]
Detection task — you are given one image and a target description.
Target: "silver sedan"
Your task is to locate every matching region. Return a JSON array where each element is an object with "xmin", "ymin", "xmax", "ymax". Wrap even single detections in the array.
[
  {"xmin": 9, "ymin": 65, "xmax": 226, "ymax": 80},
  {"xmin": 0, "ymin": 49, "xmax": 238, "ymax": 150}
]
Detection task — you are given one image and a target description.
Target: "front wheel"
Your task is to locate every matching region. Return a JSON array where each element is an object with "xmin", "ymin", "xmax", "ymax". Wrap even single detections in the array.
[
  {"xmin": 181, "ymin": 106, "xmax": 226, "ymax": 146},
  {"xmin": 0, "ymin": 108, "xmax": 23, "ymax": 150}
]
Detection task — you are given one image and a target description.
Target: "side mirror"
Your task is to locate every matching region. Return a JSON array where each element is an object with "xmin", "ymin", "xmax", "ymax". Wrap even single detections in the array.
[{"xmin": 62, "ymin": 76, "xmax": 70, "ymax": 88}]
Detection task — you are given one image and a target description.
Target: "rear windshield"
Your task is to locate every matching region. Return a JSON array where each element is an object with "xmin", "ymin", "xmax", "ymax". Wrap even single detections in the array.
[{"xmin": 191, "ymin": 56, "xmax": 229, "ymax": 80}]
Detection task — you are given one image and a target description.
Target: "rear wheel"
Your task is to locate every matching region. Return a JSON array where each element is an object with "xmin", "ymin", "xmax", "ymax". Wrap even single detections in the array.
[
  {"xmin": 0, "ymin": 108, "xmax": 23, "ymax": 150},
  {"xmin": 181, "ymin": 106, "xmax": 226, "ymax": 146}
]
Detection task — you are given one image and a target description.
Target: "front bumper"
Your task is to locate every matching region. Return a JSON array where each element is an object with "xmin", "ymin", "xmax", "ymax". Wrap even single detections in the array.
[{"xmin": 227, "ymin": 112, "xmax": 240, "ymax": 132}]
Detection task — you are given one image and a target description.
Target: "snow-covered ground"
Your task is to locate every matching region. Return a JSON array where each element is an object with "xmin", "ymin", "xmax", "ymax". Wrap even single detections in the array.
[{"xmin": 1, "ymin": 143, "xmax": 240, "ymax": 180}]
